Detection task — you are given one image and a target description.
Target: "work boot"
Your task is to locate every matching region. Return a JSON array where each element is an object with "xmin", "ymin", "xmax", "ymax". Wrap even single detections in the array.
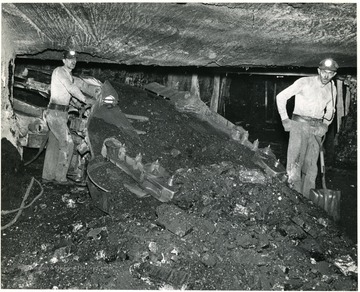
[
  {"xmin": 67, "ymin": 176, "xmax": 87, "ymax": 186},
  {"xmin": 42, "ymin": 178, "xmax": 55, "ymax": 184},
  {"xmin": 55, "ymin": 179, "xmax": 75, "ymax": 186},
  {"xmin": 67, "ymin": 172, "xmax": 80, "ymax": 179}
]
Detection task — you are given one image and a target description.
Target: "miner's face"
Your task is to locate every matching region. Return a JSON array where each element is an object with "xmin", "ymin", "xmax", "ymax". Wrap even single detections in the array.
[
  {"xmin": 63, "ymin": 57, "xmax": 77, "ymax": 70},
  {"xmin": 318, "ymin": 68, "xmax": 336, "ymax": 85}
]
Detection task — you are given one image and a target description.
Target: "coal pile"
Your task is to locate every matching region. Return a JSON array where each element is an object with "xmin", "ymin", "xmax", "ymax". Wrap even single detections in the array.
[{"xmin": 86, "ymin": 82, "xmax": 357, "ymax": 290}]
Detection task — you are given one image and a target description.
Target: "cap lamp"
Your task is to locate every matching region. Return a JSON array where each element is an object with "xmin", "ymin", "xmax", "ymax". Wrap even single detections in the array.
[
  {"xmin": 318, "ymin": 58, "xmax": 338, "ymax": 72},
  {"xmin": 63, "ymin": 50, "xmax": 77, "ymax": 59}
]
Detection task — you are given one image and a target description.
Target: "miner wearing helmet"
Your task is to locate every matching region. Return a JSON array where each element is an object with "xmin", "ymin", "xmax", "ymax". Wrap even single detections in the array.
[
  {"xmin": 42, "ymin": 50, "xmax": 94, "ymax": 185},
  {"xmin": 276, "ymin": 58, "xmax": 338, "ymax": 198}
]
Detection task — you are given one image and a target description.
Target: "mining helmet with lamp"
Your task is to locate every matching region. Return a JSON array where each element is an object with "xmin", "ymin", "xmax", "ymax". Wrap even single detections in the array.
[
  {"xmin": 318, "ymin": 58, "xmax": 338, "ymax": 72},
  {"xmin": 63, "ymin": 50, "xmax": 77, "ymax": 59}
]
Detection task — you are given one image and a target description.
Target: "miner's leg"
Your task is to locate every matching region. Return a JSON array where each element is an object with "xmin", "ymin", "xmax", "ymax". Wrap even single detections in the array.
[
  {"xmin": 286, "ymin": 123, "xmax": 306, "ymax": 193},
  {"xmin": 67, "ymin": 154, "xmax": 89, "ymax": 186},
  {"xmin": 42, "ymin": 130, "xmax": 58, "ymax": 181},
  {"xmin": 68, "ymin": 153, "xmax": 81, "ymax": 176},
  {"xmin": 46, "ymin": 110, "xmax": 74, "ymax": 183},
  {"xmin": 301, "ymin": 134, "xmax": 321, "ymax": 198},
  {"xmin": 69, "ymin": 138, "xmax": 79, "ymax": 175},
  {"xmin": 54, "ymin": 128, "xmax": 74, "ymax": 183}
]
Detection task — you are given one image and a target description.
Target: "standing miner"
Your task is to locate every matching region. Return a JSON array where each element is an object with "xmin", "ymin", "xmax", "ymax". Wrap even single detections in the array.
[
  {"xmin": 276, "ymin": 58, "xmax": 338, "ymax": 198},
  {"xmin": 42, "ymin": 50, "xmax": 93, "ymax": 185}
]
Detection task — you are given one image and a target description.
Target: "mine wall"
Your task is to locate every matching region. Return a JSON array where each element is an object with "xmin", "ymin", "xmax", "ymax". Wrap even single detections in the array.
[{"xmin": 1, "ymin": 20, "xmax": 22, "ymax": 155}]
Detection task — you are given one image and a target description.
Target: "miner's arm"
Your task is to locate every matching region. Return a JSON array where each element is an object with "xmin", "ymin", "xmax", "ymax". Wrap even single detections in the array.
[
  {"xmin": 276, "ymin": 79, "xmax": 302, "ymax": 121},
  {"xmin": 56, "ymin": 70, "xmax": 88, "ymax": 104},
  {"xmin": 73, "ymin": 76, "xmax": 101, "ymax": 99}
]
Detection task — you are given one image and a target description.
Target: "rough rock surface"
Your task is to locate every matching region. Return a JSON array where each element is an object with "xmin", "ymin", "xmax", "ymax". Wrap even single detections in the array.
[{"xmin": 2, "ymin": 3, "xmax": 356, "ymax": 68}]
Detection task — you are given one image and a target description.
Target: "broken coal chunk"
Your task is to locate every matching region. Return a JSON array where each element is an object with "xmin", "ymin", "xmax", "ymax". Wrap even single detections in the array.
[
  {"xmin": 259, "ymin": 273, "xmax": 272, "ymax": 290},
  {"xmin": 131, "ymin": 262, "xmax": 190, "ymax": 289},
  {"xmin": 231, "ymin": 249, "xmax": 269, "ymax": 266},
  {"xmin": 291, "ymin": 216, "xmax": 305, "ymax": 227},
  {"xmin": 257, "ymin": 234, "xmax": 270, "ymax": 248},
  {"xmin": 86, "ymin": 227, "xmax": 108, "ymax": 240},
  {"xmin": 313, "ymin": 261, "xmax": 334, "ymax": 276},
  {"xmin": 334, "ymin": 255, "xmax": 358, "ymax": 276},
  {"xmin": 196, "ymin": 217, "xmax": 215, "ymax": 235},
  {"xmin": 290, "ymin": 216, "xmax": 318, "ymax": 238},
  {"xmin": 170, "ymin": 148, "xmax": 181, "ymax": 157},
  {"xmin": 104, "ymin": 245, "xmax": 129, "ymax": 263},
  {"xmin": 233, "ymin": 204, "xmax": 250, "ymax": 217},
  {"xmin": 201, "ymin": 253, "xmax": 217, "ymax": 267},
  {"xmin": 277, "ymin": 222, "xmax": 307, "ymax": 240},
  {"xmin": 236, "ymin": 233, "xmax": 256, "ymax": 248},
  {"xmin": 238, "ymin": 167, "xmax": 267, "ymax": 184},
  {"xmin": 297, "ymin": 238, "xmax": 325, "ymax": 261},
  {"xmin": 277, "ymin": 265, "xmax": 290, "ymax": 274},
  {"xmin": 284, "ymin": 278, "xmax": 303, "ymax": 290},
  {"xmin": 156, "ymin": 204, "xmax": 193, "ymax": 237}
]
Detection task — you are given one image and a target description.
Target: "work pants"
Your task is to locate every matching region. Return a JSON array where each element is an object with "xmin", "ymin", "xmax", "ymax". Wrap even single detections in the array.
[
  {"xmin": 42, "ymin": 109, "xmax": 74, "ymax": 182},
  {"xmin": 286, "ymin": 121, "xmax": 321, "ymax": 198}
]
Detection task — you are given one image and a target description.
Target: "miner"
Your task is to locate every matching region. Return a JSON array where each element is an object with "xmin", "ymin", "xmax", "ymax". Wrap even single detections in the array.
[
  {"xmin": 42, "ymin": 50, "xmax": 93, "ymax": 185},
  {"xmin": 276, "ymin": 58, "xmax": 338, "ymax": 198}
]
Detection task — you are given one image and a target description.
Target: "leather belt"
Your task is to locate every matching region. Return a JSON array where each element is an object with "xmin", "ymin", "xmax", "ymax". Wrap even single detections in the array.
[
  {"xmin": 48, "ymin": 103, "xmax": 69, "ymax": 112},
  {"xmin": 292, "ymin": 114, "xmax": 322, "ymax": 126}
]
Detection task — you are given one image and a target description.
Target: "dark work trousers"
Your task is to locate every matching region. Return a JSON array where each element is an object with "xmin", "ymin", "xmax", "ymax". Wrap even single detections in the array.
[
  {"xmin": 286, "ymin": 120, "xmax": 322, "ymax": 198},
  {"xmin": 42, "ymin": 109, "xmax": 74, "ymax": 183}
]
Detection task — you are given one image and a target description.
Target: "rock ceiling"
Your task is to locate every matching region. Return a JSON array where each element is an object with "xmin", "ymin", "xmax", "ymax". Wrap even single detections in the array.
[{"xmin": 1, "ymin": 2, "xmax": 357, "ymax": 69}]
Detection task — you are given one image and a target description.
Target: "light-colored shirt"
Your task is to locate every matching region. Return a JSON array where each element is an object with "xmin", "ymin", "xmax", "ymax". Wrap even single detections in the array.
[
  {"xmin": 50, "ymin": 66, "xmax": 86, "ymax": 105},
  {"xmin": 276, "ymin": 76, "xmax": 336, "ymax": 125}
]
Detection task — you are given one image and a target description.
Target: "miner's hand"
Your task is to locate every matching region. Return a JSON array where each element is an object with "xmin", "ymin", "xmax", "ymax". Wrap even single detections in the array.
[
  {"xmin": 314, "ymin": 123, "xmax": 328, "ymax": 137},
  {"xmin": 282, "ymin": 118, "xmax": 292, "ymax": 132},
  {"xmin": 86, "ymin": 97, "xmax": 96, "ymax": 106},
  {"xmin": 95, "ymin": 87, "xmax": 101, "ymax": 98}
]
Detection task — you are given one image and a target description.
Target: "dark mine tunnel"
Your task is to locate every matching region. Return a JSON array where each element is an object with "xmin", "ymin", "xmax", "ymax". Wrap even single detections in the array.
[{"xmin": 1, "ymin": 2, "xmax": 357, "ymax": 290}]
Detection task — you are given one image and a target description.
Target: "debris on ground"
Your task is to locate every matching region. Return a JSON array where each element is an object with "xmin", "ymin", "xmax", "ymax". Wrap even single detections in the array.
[{"xmin": 1, "ymin": 82, "xmax": 357, "ymax": 290}]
